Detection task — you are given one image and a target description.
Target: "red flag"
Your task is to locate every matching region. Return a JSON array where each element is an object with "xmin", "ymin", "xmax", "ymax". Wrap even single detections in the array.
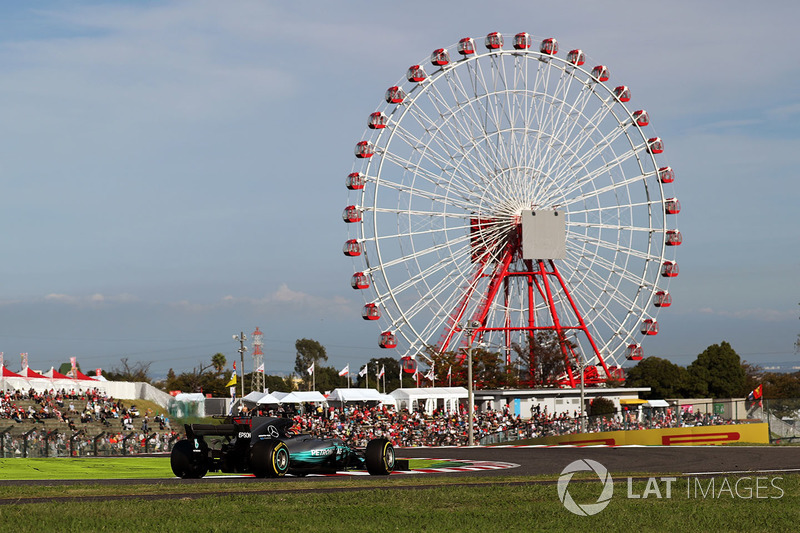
[{"xmin": 747, "ymin": 384, "xmax": 762, "ymax": 401}]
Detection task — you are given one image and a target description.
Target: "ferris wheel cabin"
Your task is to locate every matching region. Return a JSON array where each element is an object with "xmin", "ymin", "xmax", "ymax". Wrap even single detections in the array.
[
  {"xmin": 591, "ymin": 65, "xmax": 610, "ymax": 81},
  {"xmin": 540, "ymin": 38, "xmax": 558, "ymax": 55},
  {"xmin": 647, "ymin": 137, "xmax": 664, "ymax": 154},
  {"xmin": 407, "ymin": 65, "xmax": 427, "ymax": 82},
  {"xmin": 368, "ymin": 112, "xmax": 387, "ymax": 129},
  {"xmin": 457, "ymin": 37, "xmax": 476, "ymax": 55},
  {"xmin": 633, "ymin": 110, "xmax": 650, "ymax": 127},
  {"xmin": 431, "ymin": 48, "xmax": 450, "ymax": 66},
  {"xmin": 342, "ymin": 205, "xmax": 361, "ymax": 223},
  {"xmin": 665, "ymin": 230, "xmax": 683, "ymax": 246},
  {"xmin": 379, "ymin": 332, "xmax": 397, "ymax": 349},
  {"xmin": 641, "ymin": 319, "xmax": 659, "ymax": 336},
  {"xmin": 346, "ymin": 172, "xmax": 365, "ymax": 190},
  {"xmin": 354, "ymin": 141, "xmax": 375, "ymax": 158},
  {"xmin": 513, "ymin": 32, "xmax": 531, "ymax": 50},
  {"xmin": 567, "ymin": 49, "xmax": 586, "ymax": 66},
  {"xmin": 665, "ymin": 198, "xmax": 681, "ymax": 215},
  {"xmin": 362, "ymin": 303, "xmax": 381, "ymax": 321},
  {"xmin": 659, "ymin": 167, "xmax": 675, "ymax": 183},
  {"xmin": 385, "ymin": 86, "xmax": 406, "ymax": 104},
  {"xmin": 400, "ymin": 356, "xmax": 417, "ymax": 374},
  {"xmin": 351, "ymin": 272, "xmax": 369, "ymax": 290},
  {"xmin": 626, "ymin": 344, "xmax": 644, "ymax": 361},
  {"xmin": 661, "ymin": 261, "xmax": 679, "ymax": 278},
  {"xmin": 343, "ymin": 239, "xmax": 361, "ymax": 257},
  {"xmin": 654, "ymin": 290, "xmax": 672, "ymax": 307},
  {"xmin": 485, "ymin": 32, "xmax": 503, "ymax": 49},
  {"xmin": 614, "ymin": 85, "xmax": 631, "ymax": 102}
]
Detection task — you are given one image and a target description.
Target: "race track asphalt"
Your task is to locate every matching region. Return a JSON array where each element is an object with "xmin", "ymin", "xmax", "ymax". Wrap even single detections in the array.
[
  {"xmin": 2, "ymin": 445, "xmax": 798, "ymax": 490},
  {"xmin": 399, "ymin": 445, "xmax": 800, "ymax": 477}
]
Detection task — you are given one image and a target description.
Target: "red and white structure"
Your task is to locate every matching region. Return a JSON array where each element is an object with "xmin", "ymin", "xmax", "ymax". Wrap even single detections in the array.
[
  {"xmin": 251, "ymin": 327, "xmax": 265, "ymax": 393},
  {"xmin": 343, "ymin": 32, "xmax": 679, "ymax": 387}
]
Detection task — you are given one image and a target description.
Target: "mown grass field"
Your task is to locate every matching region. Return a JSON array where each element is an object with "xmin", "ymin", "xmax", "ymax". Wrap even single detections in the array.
[{"xmin": 0, "ymin": 457, "xmax": 797, "ymax": 532}]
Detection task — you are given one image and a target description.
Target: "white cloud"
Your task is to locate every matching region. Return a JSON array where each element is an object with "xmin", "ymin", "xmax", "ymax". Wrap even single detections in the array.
[
  {"xmin": 43, "ymin": 293, "xmax": 139, "ymax": 306},
  {"xmin": 166, "ymin": 284, "xmax": 357, "ymax": 319},
  {"xmin": 218, "ymin": 284, "xmax": 356, "ymax": 317}
]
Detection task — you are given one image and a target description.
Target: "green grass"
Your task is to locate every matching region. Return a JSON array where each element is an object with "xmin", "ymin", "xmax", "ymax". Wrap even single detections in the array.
[
  {"xmin": 0, "ymin": 458, "xmax": 797, "ymax": 532},
  {"xmin": 0, "ymin": 457, "xmax": 455, "ymax": 481},
  {"xmin": 0, "ymin": 476, "xmax": 797, "ymax": 532},
  {"xmin": 0, "ymin": 457, "xmax": 172, "ymax": 480}
]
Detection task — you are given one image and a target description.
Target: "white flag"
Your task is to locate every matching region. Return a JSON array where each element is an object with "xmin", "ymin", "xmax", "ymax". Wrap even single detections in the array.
[
  {"xmin": 447, "ymin": 366, "xmax": 452, "ymax": 378},
  {"xmin": 339, "ymin": 364, "xmax": 350, "ymax": 377},
  {"xmin": 307, "ymin": 362, "xmax": 315, "ymax": 375},
  {"xmin": 256, "ymin": 363, "xmax": 265, "ymax": 373},
  {"xmin": 425, "ymin": 369, "xmax": 435, "ymax": 381},
  {"xmin": 359, "ymin": 365, "xmax": 368, "ymax": 377},
  {"xmin": 378, "ymin": 365, "xmax": 385, "ymax": 379}
]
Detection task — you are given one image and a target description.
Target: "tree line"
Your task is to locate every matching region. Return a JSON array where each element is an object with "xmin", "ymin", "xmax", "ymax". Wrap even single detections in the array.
[
  {"xmin": 625, "ymin": 341, "xmax": 800, "ymax": 400},
  {"xmin": 96, "ymin": 337, "xmax": 800, "ymax": 400}
]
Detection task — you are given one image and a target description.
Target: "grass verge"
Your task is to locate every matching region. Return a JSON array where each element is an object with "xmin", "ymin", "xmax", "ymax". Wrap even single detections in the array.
[
  {"xmin": 1, "ymin": 457, "xmax": 798, "ymax": 532},
  {"xmin": 0, "ymin": 475, "xmax": 797, "ymax": 532}
]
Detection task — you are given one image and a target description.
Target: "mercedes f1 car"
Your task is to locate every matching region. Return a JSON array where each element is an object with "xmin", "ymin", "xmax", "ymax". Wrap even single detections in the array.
[{"xmin": 171, "ymin": 416, "xmax": 397, "ymax": 478}]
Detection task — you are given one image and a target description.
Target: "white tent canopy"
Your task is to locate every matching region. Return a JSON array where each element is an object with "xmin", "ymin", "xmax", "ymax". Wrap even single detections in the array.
[
  {"xmin": 256, "ymin": 392, "xmax": 281, "ymax": 405},
  {"xmin": 272, "ymin": 391, "xmax": 327, "ymax": 404},
  {"xmin": 242, "ymin": 391, "xmax": 281, "ymax": 405},
  {"xmin": 243, "ymin": 391, "xmax": 265, "ymax": 404},
  {"xmin": 327, "ymin": 388, "xmax": 383, "ymax": 403},
  {"xmin": 390, "ymin": 387, "xmax": 468, "ymax": 414},
  {"xmin": 378, "ymin": 393, "xmax": 396, "ymax": 408}
]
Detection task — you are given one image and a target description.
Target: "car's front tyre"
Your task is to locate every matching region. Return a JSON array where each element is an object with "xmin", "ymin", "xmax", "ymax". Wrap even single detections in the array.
[
  {"xmin": 250, "ymin": 439, "xmax": 290, "ymax": 478},
  {"xmin": 365, "ymin": 438, "xmax": 395, "ymax": 475}
]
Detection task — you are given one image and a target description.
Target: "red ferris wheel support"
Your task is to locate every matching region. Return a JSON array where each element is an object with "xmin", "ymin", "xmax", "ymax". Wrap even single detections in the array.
[{"xmin": 436, "ymin": 221, "xmax": 613, "ymax": 388}]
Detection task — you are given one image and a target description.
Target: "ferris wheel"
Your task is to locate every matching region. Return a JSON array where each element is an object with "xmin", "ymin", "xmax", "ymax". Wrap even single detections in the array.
[{"xmin": 343, "ymin": 32, "xmax": 680, "ymax": 386}]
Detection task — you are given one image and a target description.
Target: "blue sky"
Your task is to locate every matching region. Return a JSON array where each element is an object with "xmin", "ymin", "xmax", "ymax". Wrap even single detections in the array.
[{"xmin": 0, "ymin": 0, "xmax": 797, "ymax": 378}]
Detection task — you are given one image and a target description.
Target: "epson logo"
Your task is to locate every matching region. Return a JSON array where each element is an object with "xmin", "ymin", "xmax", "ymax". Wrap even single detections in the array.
[{"xmin": 238, "ymin": 432, "xmax": 251, "ymax": 439}]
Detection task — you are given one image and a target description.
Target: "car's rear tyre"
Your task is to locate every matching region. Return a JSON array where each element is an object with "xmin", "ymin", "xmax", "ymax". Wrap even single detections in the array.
[
  {"xmin": 251, "ymin": 439, "xmax": 290, "ymax": 478},
  {"xmin": 365, "ymin": 438, "xmax": 395, "ymax": 475},
  {"xmin": 170, "ymin": 439, "xmax": 209, "ymax": 479}
]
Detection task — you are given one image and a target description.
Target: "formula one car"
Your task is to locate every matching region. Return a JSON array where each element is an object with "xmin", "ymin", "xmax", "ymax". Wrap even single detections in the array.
[{"xmin": 170, "ymin": 415, "xmax": 396, "ymax": 478}]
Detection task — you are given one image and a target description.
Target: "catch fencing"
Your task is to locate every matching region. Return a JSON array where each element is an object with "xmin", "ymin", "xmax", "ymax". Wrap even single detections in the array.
[
  {"xmin": 480, "ymin": 398, "xmax": 798, "ymax": 445},
  {"xmin": 0, "ymin": 427, "xmax": 179, "ymax": 458}
]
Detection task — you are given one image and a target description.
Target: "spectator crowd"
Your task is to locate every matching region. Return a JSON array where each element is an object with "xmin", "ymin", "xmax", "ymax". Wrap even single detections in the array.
[
  {"xmin": 255, "ymin": 401, "xmax": 740, "ymax": 448},
  {"xmin": 0, "ymin": 387, "xmax": 178, "ymax": 458},
  {"xmin": 1, "ymin": 387, "xmax": 742, "ymax": 456}
]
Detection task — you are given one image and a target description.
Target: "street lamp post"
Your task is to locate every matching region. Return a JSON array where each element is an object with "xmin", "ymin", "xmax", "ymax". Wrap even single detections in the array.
[
  {"xmin": 233, "ymin": 332, "xmax": 247, "ymax": 401},
  {"xmin": 461, "ymin": 320, "xmax": 481, "ymax": 447}
]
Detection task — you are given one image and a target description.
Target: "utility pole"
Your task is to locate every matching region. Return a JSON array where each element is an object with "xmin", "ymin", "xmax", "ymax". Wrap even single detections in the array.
[
  {"xmin": 233, "ymin": 332, "xmax": 247, "ymax": 400},
  {"xmin": 461, "ymin": 320, "xmax": 481, "ymax": 447}
]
